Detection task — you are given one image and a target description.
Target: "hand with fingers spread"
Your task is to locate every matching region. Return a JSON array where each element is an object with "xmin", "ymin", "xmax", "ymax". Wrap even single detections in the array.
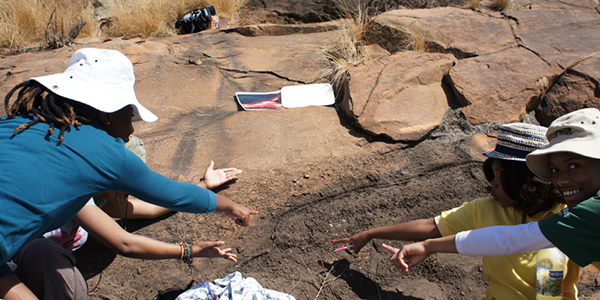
[
  {"xmin": 332, "ymin": 231, "xmax": 371, "ymax": 254},
  {"xmin": 194, "ymin": 241, "xmax": 238, "ymax": 263},
  {"xmin": 202, "ymin": 160, "xmax": 243, "ymax": 190}
]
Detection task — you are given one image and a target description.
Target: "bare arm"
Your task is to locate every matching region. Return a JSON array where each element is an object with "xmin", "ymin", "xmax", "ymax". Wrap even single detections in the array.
[
  {"xmin": 382, "ymin": 235, "xmax": 458, "ymax": 275},
  {"xmin": 0, "ymin": 274, "xmax": 38, "ymax": 300},
  {"xmin": 99, "ymin": 192, "xmax": 172, "ymax": 219},
  {"xmin": 73, "ymin": 205, "xmax": 237, "ymax": 261},
  {"xmin": 332, "ymin": 218, "xmax": 441, "ymax": 254},
  {"xmin": 215, "ymin": 194, "xmax": 258, "ymax": 226}
]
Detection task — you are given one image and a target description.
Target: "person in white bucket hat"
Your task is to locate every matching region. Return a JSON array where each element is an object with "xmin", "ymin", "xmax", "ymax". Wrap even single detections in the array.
[
  {"xmin": 333, "ymin": 123, "xmax": 583, "ymax": 300},
  {"xmin": 32, "ymin": 47, "xmax": 158, "ymax": 124},
  {"xmin": 379, "ymin": 108, "xmax": 600, "ymax": 284},
  {"xmin": 0, "ymin": 48, "xmax": 257, "ymax": 299}
]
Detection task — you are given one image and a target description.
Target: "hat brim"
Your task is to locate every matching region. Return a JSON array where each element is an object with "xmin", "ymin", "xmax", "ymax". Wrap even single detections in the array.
[
  {"xmin": 483, "ymin": 150, "xmax": 526, "ymax": 162},
  {"xmin": 526, "ymin": 139, "xmax": 600, "ymax": 180},
  {"xmin": 31, "ymin": 74, "xmax": 158, "ymax": 123}
]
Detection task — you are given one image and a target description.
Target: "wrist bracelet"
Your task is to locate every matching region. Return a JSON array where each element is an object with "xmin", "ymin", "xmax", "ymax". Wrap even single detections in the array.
[
  {"xmin": 185, "ymin": 243, "xmax": 192, "ymax": 264},
  {"xmin": 179, "ymin": 242, "xmax": 186, "ymax": 261}
]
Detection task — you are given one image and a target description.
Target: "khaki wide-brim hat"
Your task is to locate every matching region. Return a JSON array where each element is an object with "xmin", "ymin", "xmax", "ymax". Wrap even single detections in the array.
[
  {"xmin": 31, "ymin": 48, "xmax": 158, "ymax": 123},
  {"xmin": 526, "ymin": 108, "xmax": 600, "ymax": 180}
]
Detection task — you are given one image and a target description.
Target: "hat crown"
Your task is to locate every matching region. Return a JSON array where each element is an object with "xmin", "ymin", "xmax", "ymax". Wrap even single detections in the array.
[
  {"xmin": 484, "ymin": 123, "xmax": 548, "ymax": 162},
  {"xmin": 546, "ymin": 108, "xmax": 600, "ymax": 143},
  {"xmin": 65, "ymin": 48, "xmax": 135, "ymax": 92},
  {"xmin": 30, "ymin": 48, "xmax": 158, "ymax": 122}
]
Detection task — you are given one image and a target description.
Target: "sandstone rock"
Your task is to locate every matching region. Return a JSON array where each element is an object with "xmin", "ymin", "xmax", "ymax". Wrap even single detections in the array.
[
  {"xmin": 1, "ymin": 27, "xmax": 338, "ymax": 136},
  {"xmin": 225, "ymin": 21, "xmax": 341, "ymax": 37},
  {"xmin": 505, "ymin": 5, "xmax": 600, "ymax": 71},
  {"xmin": 2, "ymin": 1, "xmax": 600, "ymax": 299},
  {"xmin": 448, "ymin": 47, "xmax": 557, "ymax": 124},
  {"xmin": 364, "ymin": 7, "xmax": 517, "ymax": 57},
  {"xmin": 459, "ymin": 132, "xmax": 496, "ymax": 162},
  {"xmin": 536, "ymin": 52, "xmax": 600, "ymax": 126},
  {"xmin": 396, "ymin": 278, "xmax": 447, "ymax": 300},
  {"xmin": 345, "ymin": 51, "xmax": 456, "ymax": 141},
  {"xmin": 245, "ymin": 0, "xmax": 341, "ymax": 23}
]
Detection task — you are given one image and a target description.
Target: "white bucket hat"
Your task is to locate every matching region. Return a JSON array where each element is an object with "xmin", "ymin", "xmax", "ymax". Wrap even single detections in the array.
[
  {"xmin": 483, "ymin": 123, "xmax": 548, "ymax": 162},
  {"xmin": 526, "ymin": 108, "xmax": 600, "ymax": 180},
  {"xmin": 30, "ymin": 48, "xmax": 158, "ymax": 122}
]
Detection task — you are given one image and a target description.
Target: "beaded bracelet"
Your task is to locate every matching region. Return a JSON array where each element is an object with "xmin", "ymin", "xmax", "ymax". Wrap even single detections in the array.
[
  {"xmin": 185, "ymin": 243, "xmax": 192, "ymax": 264},
  {"xmin": 178, "ymin": 242, "xmax": 186, "ymax": 261}
]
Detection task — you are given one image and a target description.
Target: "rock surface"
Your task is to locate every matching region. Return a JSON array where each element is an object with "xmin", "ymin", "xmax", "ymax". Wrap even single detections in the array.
[{"xmin": 1, "ymin": 0, "xmax": 600, "ymax": 299}]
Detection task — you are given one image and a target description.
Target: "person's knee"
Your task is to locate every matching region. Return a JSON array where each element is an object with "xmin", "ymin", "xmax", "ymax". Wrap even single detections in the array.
[
  {"xmin": 14, "ymin": 238, "xmax": 76, "ymax": 269},
  {"xmin": 13, "ymin": 238, "xmax": 87, "ymax": 299}
]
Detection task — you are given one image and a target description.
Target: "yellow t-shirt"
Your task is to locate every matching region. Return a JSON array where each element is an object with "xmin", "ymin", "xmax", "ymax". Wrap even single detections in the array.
[{"xmin": 435, "ymin": 196, "xmax": 579, "ymax": 300}]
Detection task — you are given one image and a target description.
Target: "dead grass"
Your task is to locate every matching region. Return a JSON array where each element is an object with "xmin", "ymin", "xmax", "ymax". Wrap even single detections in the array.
[
  {"xmin": 407, "ymin": 25, "xmax": 429, "ymax": 52},
  {"xmin": 322, "ymin": 0, "xmax": 371, "ymax": 88},
  {"xmin": 490, "ymin": 0, "xmax": 510, "ymax": 10},
  {"xmin": 0, "ymin": 0, "xmax": 247, "ymax": 53},
  {"xmin": 468, "ymin": 0, "xmax": 481, "ymax": 10}
]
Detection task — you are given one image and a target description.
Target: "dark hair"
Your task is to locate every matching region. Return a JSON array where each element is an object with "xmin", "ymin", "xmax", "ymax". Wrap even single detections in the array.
[
  {"xmin": 483, "ymin": 158, "xmax": 563, "ymax": 222},
  {"xmin": 4, "ymin": 80, "xmax": 97, "ymax": 142}
]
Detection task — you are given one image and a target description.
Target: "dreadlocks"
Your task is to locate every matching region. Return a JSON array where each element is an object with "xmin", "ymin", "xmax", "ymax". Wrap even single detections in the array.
[{"xmin": 4, "ymin": 80, "xmax": 93, "ymax": 142}]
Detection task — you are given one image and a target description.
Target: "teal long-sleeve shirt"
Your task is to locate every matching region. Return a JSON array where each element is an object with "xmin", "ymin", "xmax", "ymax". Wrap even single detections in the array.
[{"xmin": 0, "ymin": 115, "xmax": 217, "ymax": 275}]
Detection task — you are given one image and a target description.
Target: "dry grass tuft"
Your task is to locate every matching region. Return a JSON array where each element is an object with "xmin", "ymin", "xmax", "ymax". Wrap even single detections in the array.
[
  {"xmin": 490, "ymin": 0, "xmax": 511, "ymax": 11},
  {"xmin": 408, "ymin": 27, "xmax": 428, "ymax": 52},
  {"xmin": 0, "ymin": 0, "xmax": 100, "ymax": 51},
  {"xmin": 322, "ymin": 0, "xmax": 371, "ymax": 88},
  {"xmin": 0, "ymin": 0, "xmax": 248, "ymax": 53},
  {"xmin": 468, "ymin": 0, "xmax": 481, "ymax": 10}
]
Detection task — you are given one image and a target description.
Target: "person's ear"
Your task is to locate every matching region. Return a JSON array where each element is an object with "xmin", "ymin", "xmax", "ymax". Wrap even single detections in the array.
[{"xmin": 98, "ymin": 112, "xmax": 111, "ymax": 126}]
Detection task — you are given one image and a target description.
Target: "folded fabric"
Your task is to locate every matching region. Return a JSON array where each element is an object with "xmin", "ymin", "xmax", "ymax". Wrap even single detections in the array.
[{"xmin": 176, "ymin": 271, "xmax": 295, "ymax": 300}]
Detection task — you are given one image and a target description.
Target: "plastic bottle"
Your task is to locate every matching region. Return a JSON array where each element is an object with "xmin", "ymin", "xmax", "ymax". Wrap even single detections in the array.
[{"xmin": 536, "ymin": 247, "xmax": 566, "ymax": 300}]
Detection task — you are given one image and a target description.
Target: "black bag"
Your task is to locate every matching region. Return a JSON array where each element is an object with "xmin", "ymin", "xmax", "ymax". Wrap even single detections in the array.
[{"xmin": 175, "ymin": 6, "xmax": 217, "ymax": 34}]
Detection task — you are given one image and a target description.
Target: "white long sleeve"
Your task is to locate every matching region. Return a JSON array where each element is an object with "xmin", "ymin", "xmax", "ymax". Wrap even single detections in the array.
[{"xmin": 455, "ymin": 221, "xmax": 554, "ymax": 256}]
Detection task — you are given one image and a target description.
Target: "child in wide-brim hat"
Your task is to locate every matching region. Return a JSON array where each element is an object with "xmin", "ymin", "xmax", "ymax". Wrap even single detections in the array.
[
  {"xmin": 387, "ymin": 108, "xmax": 600, "ymax": 283},
  {"xmin": 333, "ymin": 122, "xmax": 581, "ymax": 300}
]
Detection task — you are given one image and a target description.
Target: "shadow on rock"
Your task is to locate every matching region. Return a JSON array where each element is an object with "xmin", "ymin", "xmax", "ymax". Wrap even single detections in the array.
[
  {"xmin": 320, "ymin": 259, "xmax": 421, "ymax": 300},
  {"xmin": 74, "ymin": 235, "xmax": 116, "ymax": 280}
]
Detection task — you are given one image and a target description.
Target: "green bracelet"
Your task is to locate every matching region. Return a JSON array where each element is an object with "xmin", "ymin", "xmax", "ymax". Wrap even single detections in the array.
[{"xmin": 185, "ymin": 243, "xmax": 192, "ymax": 264}]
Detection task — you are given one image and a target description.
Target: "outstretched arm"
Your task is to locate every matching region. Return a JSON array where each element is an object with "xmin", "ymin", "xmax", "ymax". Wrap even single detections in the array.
[
  {"xmin": 74, "ymin": 205, "xmax": 237, "ymax": 262},
  {"xmin": 332, "ymin": 218, "xmax": 441, "ymax": 254},
  {"xmin": 382, "ymin": 222, "xmax": 554, "ymax": 275},
  {"xmin": 215, "ymin": 194, "xmax": 258, "ymax": 226},
  {"xmin": 454, "ymin": 222, "xmax": 552, "ymax": 256},
  {"xmin": 97, "ymin": 192, "xmax": 172, "ymax": 219},
  {"xmin": 381, "ymin": 235, "xmax": 458, "ymax": 275},
  {"xmin": 101, "ymin": 161, "xmax": 243, "ymax": 219}
]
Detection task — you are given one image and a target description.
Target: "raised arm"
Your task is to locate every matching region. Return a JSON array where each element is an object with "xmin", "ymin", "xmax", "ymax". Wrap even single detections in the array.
[{"xmin": 332, "ymin": 218, "xmax": 441, "ymax": 254}]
